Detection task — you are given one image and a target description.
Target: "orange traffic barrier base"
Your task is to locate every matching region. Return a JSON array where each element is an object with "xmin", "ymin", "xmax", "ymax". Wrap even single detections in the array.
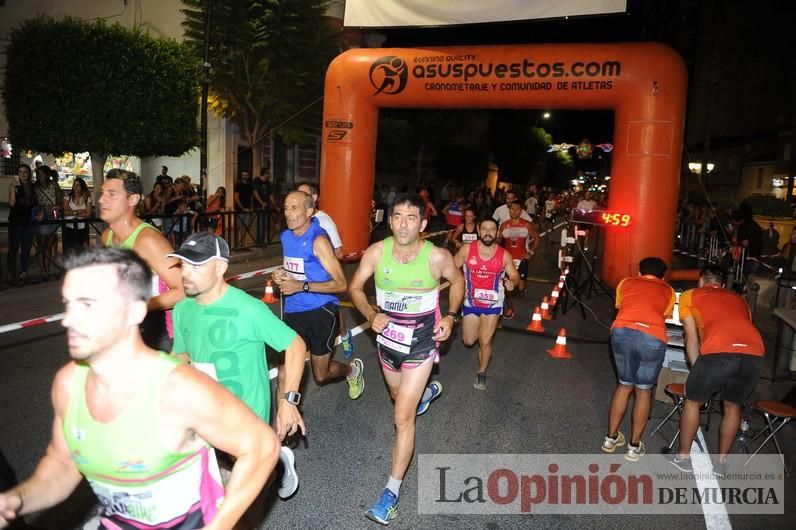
[
  {"xmin": 550, "ymin": 287, "xmax": 560, "ymax": 307},
  {"xmin": 526, "ymin": 307, "xmax": 545, "ymax": 334},
  {"xmin": 547, "ymin": 328, "xmax": 573, "ymax": 359},
  {"xmin": 261, "ymin": 279, "xmax": 278, "ymax": 304},
  {"xmin": 540, "ymin": 297, "xmax": 552, "ymax": 320}
]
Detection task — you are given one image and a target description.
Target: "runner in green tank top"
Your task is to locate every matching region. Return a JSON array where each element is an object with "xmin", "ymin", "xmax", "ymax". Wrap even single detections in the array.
[
  {"xmin": 99, "ymin": 170, "xmax": 184, "ymax": 351},
  {"xmin": 0, "ymin": 248, "xmax": 278, "ymax": 529},
  {"xmin": 350, "ymin": 193, "xmax": 464, "ymax": 526}
]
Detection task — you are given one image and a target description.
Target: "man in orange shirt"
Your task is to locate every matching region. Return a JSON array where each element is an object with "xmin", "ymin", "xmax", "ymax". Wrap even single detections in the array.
[
  {"xmin": 667, "ymin": 265, "xmax": 764, "ymax": 475},
  {"xmin": 602, "ymin": 257, "xmax": 675, "ymax": 461}
]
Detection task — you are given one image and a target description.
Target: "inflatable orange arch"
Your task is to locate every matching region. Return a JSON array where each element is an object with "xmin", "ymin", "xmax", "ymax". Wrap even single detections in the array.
[{"xmin": 320, "ymin": 43, "xmax": 687, "ymax": 287}]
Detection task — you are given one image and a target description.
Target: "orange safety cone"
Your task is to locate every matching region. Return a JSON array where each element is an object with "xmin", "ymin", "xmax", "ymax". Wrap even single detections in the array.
[
  {"xmin": 540, "ymin": 297, "xmax": 552, "ymax": 320},
  {"xmin": 261, "ymin": 279, "xmax": 278, "ymax": 304},
  {"xmin": 547, "ymin": 328, "xmax": 573, "ymax": 359},
  {"xmin": 550, "ymin": 287, "xmax": 560, "ymax": 307},
  {"xmin": 526, "ymin": 306, "xmax": 545, "ymax": 334}
]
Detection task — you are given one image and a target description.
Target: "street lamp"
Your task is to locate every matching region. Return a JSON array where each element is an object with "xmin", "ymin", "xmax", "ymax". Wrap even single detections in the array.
[{"xmin": 542, "ymin": 112, "xmax": 551, "ymax": 119}]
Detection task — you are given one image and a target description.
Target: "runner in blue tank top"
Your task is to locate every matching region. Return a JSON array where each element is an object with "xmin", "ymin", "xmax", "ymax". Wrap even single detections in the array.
[{"xmin": 273, "ymin": 191, "xmax": 365, "ymax": 401}]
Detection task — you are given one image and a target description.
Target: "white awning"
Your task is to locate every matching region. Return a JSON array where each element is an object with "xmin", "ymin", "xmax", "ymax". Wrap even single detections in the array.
[{"xmin": 344, "ymin": 0, "xmax": 627, "ymax": 28}]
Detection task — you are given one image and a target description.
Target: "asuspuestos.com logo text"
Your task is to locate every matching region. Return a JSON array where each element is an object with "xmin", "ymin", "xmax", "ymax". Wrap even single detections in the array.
[{"xmin": 412, "ymin": 59, "xmax": 621, "ymax": 82}]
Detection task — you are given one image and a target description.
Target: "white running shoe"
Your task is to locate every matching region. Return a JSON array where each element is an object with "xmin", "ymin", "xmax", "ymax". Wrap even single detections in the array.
[{"xmin": 278, "ymin": 446, "xmax": 299, "ymax": 499}]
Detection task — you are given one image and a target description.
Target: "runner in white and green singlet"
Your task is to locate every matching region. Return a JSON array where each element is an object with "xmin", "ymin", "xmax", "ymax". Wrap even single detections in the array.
[
  {"xmin": 0, "ymin": 248, "xmax": 278, "ymax": 529},
  {"xmin": 350, "ymin": 194, "xmax": 464, "ymax": 526}
]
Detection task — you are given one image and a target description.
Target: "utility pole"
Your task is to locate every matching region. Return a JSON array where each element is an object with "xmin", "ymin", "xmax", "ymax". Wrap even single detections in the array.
[
  {"xmin": 199, "ymin": 0, "xmax": 213, "ymax": 207},
  {"xmin": 700, "ymin": 0, "xmax": 718, "ymax": 191},
  {"xmin": 787, "ymin": 55, "xmax": 796, "ymax": 202}
]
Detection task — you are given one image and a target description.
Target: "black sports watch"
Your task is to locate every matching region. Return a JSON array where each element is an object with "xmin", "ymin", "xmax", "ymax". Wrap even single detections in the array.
[
  {"xmin": 282, "ymin": 391, "xmax": 302, "ymax": 405},
  {"xmin": 446, "ymin": 311, "xmax": 459, "ymax": 324},
  {"xmin": 303, "ymin": 281, "xmax": 310, "ymax": 293}
]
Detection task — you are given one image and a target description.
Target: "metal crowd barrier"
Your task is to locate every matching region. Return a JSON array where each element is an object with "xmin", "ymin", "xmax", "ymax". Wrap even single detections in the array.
[{"xmin": 673, "ymin": 233, "xmax": 725, "ymax": 265}]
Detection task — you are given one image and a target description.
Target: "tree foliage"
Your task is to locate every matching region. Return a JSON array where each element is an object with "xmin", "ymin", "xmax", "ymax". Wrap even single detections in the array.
[
  {"xmin": 2, "ymin": 16, "xmax": 200, "ymax": 158},
  {"xmin": 377, "ymin": 109, "xmax": 486, "ymax": 181},
  {"xmin": 487, "ymin": 111, "xmax": 574, "ymax": 188},
  {"xmin": 181, "ymin": 0, "xmax": 335, "ymax": 174},
  {"xmin": 742, "ymin": 195, "xmax": 792, "ymax": 218},
  {"xmin": 377, "ymin": 117, "xmax": 414, "ymax": 173}
]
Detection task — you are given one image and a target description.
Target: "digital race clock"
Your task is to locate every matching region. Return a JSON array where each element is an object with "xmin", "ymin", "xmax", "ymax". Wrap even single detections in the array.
[{"xmin": 571, "ymin": 209, "xmax": 632, "ymax": 227}]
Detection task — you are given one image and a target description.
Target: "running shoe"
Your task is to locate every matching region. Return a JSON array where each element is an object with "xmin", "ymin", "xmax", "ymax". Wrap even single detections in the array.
[
  {"xmin": 601, "ymin": 431, "xmax": 626, "ymax": 453},
  {"xmin": 341, "ymin": 329, "xmax": 355, "ymax": 360},
  {"xmin": 416, "ymin": 381, "xmax": 443, "ymax": 416},
  {"xmin": 366, "ymin": 488, "xmax": 399, "ymax": 525},
  {"xmin": 277, "ymin": 446, "xmax": 299, "ymax": 499},
  {"xmin": 347, "ymin": 358, "xmax": 365, "ymax": 400},
  {"xmin": 666, "ymin": 452, "xmax": 693, "ymax": 472},
  {"xmin": 625, "ymin": 441, "xmax": 646, "ymax": 462},
  {"xmin": 474, "ymin": 372, "xmax": 487, "ymax": 391},
  {"xmin": 503, "ymin": 308, "xmax": 514, "ymax": 319}
]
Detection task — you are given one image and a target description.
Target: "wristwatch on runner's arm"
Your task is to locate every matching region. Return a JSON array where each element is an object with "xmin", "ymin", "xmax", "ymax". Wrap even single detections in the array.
[
  {"xmin": 446, "ymin": 311, "xmax": 459, "ymax": 324},
  {"xmin": 282, "ymin": 391, "xmax": 302, "ymax": 405}
]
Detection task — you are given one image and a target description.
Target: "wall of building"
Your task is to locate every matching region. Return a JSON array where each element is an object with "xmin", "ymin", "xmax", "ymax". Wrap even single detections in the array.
[
  {"xmin": 739, "ymin": 161, "xmax": 787, "ymax": 200},
  {"xmin": 0, "ymin": 0, "xmax": 240, "ymax": 205},
  {"xmin": 0, "ymin": 0, "xmax": 185, "ymax": 137}
]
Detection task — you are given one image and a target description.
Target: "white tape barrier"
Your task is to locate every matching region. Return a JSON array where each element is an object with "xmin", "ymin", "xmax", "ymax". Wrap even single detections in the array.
[
  {"xmin": 541, "ymin": 221, "xmax": 568, "ymax": 239},
  {"xmin": 0, "ymin": 313, "xmax": 66, "ymax": 335},
  {"xmin": 422, "ymin": 229, "xmax": 453, "ymax": 239},
  {"xmin": 225, "ymin": 264, "xmax": 281, "ymax": 283},
  {"xmin": 1, "ymin": 263, "xmax": 283, "ymax": 334}
]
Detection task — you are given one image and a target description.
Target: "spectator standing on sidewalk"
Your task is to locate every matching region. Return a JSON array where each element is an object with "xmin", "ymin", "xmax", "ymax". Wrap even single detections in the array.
[
  {"xmin": 33, "ymin": 166, "xmax": 63, "ymax": 280},
  {"xmin": 234, "ymin": 170, "xmax": 255, "ymax": 247},
  {"xmin": 6, "ymin": 164, "xmax": 37, "ymax": 286},
  {"xmin": 62, "ymin": 177, "xmax": 92, "ymax": 252}
]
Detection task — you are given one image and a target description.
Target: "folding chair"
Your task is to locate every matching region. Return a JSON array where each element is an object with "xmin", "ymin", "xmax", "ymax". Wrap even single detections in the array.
[
  {"xmin": 650, "ymin": 383, "xmax": 712, "ymax": 451},
  {"xmin": 743, "ymin": 400, "xmax": 796, "ymax": 476}
]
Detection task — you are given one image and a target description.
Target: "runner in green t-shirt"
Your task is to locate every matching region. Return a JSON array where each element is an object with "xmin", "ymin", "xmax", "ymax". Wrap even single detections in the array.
[
  {"xmin": 173, "ymin": 279, "xmax": 295, "ymax": 422},
  {"xmin": 168, "ymin": 232, "xmax": 307, "ymax": 500}
]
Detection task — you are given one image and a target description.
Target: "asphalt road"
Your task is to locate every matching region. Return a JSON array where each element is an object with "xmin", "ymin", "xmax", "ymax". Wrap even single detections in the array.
[{"xmin": 0, "ymin": 231, "xmax": 793, "ymax": 529}]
